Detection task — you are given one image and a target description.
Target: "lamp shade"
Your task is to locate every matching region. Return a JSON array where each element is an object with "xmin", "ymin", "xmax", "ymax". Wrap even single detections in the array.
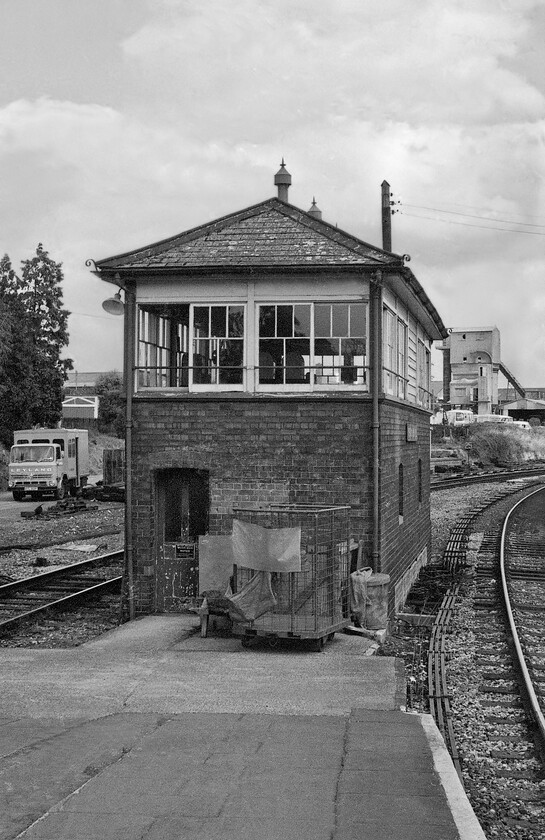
[{"xmin": 102, "ymin": 291, "xmax": 125, "ymax": 316}]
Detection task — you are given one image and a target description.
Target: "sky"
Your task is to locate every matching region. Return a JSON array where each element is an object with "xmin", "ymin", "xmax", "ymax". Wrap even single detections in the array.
[{"xmin": 1, "ymin": 0, "xmax": 544, "ymax": 385}]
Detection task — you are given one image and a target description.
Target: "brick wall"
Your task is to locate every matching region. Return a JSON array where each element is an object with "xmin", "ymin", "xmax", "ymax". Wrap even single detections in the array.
[
  {"xmin": 127, "ymin": 394, "xmax": 431, "ymax": 616},
  {"xmin": 378, "ymin": 399, "xmax": 432, "ymax": 613},
  {"xmin": 129, "ymin": 395, "xmax": 373, "ymax": 613}
]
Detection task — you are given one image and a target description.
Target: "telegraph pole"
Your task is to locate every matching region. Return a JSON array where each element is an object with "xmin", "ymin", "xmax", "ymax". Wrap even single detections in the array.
[{"xmin": 381, "ymin": 180, "xmax": 392, "ymax": 251}]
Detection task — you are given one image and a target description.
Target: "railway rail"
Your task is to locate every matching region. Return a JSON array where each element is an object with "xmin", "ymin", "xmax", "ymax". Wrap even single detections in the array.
[
  {"xmin": 429, "ymin": 482, "xmax": 545, "ymax": 834},
  {"xmin": 431, "ymin": 463, "xmax": 545, "ymax": 491},
  {"xmin": 0, "ymin": 550, "xmax": 123, "ymax": 634}
]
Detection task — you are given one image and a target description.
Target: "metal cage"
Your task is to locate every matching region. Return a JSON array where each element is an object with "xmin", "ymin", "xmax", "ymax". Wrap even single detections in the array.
[{"xmin": 232, "ymin": 504, "xmax": 351, "ymax": 644}]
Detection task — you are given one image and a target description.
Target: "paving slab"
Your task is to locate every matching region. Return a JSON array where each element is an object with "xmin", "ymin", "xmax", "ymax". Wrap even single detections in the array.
[
  {"xmin": 0, "ymin": 616, "xmax": 486, "ymax": 840},
  {"xmin": 0, "ymin": 617, "xmax": 405, "ymax": 719}
]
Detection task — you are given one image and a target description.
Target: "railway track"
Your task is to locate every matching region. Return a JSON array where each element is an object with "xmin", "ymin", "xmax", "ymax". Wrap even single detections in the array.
[
  {"xmin": 429, "ymin": 482, "xmax": 545, "ymax": 835},
  {"xmin": 431, "ymin": 463, "xmax": 545, "ymax": 491},
  {"xmin": 0, "ymin": 550, "xmax": 123, "ymax": 634}
]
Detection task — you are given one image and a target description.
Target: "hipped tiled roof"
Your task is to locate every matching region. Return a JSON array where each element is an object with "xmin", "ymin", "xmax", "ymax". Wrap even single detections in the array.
[{"xmin": 95, "ymin": 198, "xmax": 399, "ymax": 271}]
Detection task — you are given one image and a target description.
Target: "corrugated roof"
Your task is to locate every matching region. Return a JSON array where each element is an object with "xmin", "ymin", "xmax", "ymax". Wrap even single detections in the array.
[{"xmin": 94, "ymin": 198, "xmax": 396, "ymax": 271}]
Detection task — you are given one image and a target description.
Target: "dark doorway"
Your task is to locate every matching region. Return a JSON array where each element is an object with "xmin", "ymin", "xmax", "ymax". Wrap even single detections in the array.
[{"xmin": 155, "ymin": 468, "xmax": 209, "ymax": 610}]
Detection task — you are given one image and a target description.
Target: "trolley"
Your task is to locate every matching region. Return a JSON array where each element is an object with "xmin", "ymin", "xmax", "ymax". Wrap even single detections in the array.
[{"xmin": 232, "ymin": 504, "xmax": 351, "ymax": 651}]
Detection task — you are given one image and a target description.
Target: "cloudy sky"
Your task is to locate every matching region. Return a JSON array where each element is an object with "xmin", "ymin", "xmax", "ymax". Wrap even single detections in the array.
[{"xmin": 1, "ymin": 0, "xmax": 544, "ymax": 384}]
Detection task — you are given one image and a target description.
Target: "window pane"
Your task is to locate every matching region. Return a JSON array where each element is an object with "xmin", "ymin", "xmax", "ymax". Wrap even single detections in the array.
[
  {"xmin": 332, "ymin": 304, "xmax": 349, "ymax": 337},
  {"xmin": 341, "ymin": 339, "xmax": 366, "ymax": 384},
  {"xmin": 259, "ymin": 306, "xmax": 275, "ymax": 337},
  {"xmin": 314, "ymin": 304, "xmax": 331, "ymax": 337},
  {"xmin": 219, "ymin": 340, "xmax": 243, "ymax": 384},
  {"xmin": 259, "ymin": 339, "xmax": 283, "ymax": 384},
  {"xmin": 228, "ymin": 306, "xmax": 244, "ymax": 337},
  {"xmin": 341, "ymin": 338, "xmax": 365, "ymax": 359},
  {"xmin": 285, "ymin": 339, "xmax": 310, "ymax": 383},
  {"xmin": 192, "ymin": 339, "xmax": 212, "ymax": 384},
  {"xmin": 314, "ymin": 337, "xmax": 337, "ymax": 357},
  {"xmin": 277, "ymin": 305, "xmax": 293, "ymax": 337},
  {"xmin": 350, "ymin": 304, "xmax": 366, "ymax": 337},
  {"xmin": 193, "ymin": 307, "xmax": 209, "ymax": 337},
  {"xmin": 314, "ymin": 337, "xmax": 340, "ymax": 381},
  {"xmin": 293, "ymin": 305, "xmax": 311, "ymax": 337},
  {"xmin": 211, "ymin": 306, "xmax": 226, "ymax": 337}
]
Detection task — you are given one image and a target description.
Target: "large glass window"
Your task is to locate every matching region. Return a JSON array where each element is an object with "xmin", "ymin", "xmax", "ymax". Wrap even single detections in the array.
[
  {"xmin": 138, "ymin": 305, "xmax": 189, "ymax": 388},
  {"xmin": 258, "ymin": 304, "xmax": 311, "ymax": 384},
  {"xmin": 417, "ymin": 340, "xmax": 431, "ymax": 408},
  {"xmin": 383, "ymin": 306, "xmax": 407, "ymax": 398},
  {"xmin": 193, "ymin": 305, "xmax": 244, "ymax": 385},
  {"xmin": 314, "ymin": 303, "xmax": 366, "ymax": 385},
  {"xmin": 136, "ymin": 300, "xmax": 368, "ymax": 392},
  {"xmin": 258, "ymin": 302, "xmax": 367, "ymax": 387}
]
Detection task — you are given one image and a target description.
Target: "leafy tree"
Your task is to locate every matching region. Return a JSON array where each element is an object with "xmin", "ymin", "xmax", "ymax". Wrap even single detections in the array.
[
  {"xmin": 96, "ymin": 371, "xmax": 125, "ymax": 438},
  {"xmin": 0, "ymin": 256, "xmax": 38, "ymax": 447},
  {"xmin": 0, "ymin": 246, "xmax": 72, "ymax": 446},
  {"xmin": 0, "ymin": 299, "xmax": 37, "ymax": 447},
  {"xmin": 18, "ymin": 244, "xmax": 73, "ymax": 426}
]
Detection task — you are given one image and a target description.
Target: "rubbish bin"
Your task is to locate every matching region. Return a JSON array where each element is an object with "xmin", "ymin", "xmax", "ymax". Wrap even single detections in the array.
[{"xmin": 365, "ymin": 573, "xmax": 390, "ymax": 630}]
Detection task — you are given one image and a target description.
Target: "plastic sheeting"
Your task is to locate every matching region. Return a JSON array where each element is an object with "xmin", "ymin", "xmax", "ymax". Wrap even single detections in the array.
[
  {"xmin": 350, "ymin": 568, "xmax": 390, "ymax": 630},
  {"xmin": 232, "ymin": 520, "xmax": 301, "ymax": 572},
  {"xmin": 227, "ymin": 572, "xmax": 277, "ymax": 623},
  {"xmin": 198, "ymin": 535, "xmax": 234, "ymax": 593}
]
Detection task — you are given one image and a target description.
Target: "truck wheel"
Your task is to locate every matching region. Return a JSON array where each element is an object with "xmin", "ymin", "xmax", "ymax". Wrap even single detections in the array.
[
  {"xmin": 54, "ymin": 483, "xmax": 67, "ymax": 500},
  {"xmin": 12, "ymin": 490, "xmax": 25, "ymax": 502}
]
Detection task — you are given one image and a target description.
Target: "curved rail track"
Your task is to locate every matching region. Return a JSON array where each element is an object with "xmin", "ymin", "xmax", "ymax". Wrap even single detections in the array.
[
  {"xmin": 501, "ymin": 489, "xmax": 545, "ymax": 746},
  {"xmin": 0, "ymin": 550, "xmax": 123, "ymax": 634},
  {"xmin": 431, "ymin": 463, "xmax": 545, "ymax": 491},
  {"xmin": 429, "ymin": 481, "xmax": 545, "ymax": 833}
]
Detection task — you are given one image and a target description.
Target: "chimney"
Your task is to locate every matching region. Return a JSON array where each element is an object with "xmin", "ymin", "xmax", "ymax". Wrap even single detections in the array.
[
  {"xmin": 307, "ymin": 197, "xmax": 322, "ymax": 220},
  {"xmin": 274, "ymin": 159, "xmax": 291, "ymax": 202}
]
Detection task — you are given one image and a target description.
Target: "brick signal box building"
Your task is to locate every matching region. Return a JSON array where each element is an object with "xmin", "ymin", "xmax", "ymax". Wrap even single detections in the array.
[{"xmin": 91, "ymin": 164, "xmax": 447, "ymax": 619}]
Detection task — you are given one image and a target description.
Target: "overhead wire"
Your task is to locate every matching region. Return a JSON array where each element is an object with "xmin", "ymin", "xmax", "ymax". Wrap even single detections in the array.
[
  {"xmin": 405, "ymin": 200, "xmax": 545, "ymax": 222},
  {"xmin": 403, "ymin": 203, "xmax": 545, "ymax": 229},
  {"xmin": 399, "ymin": 208, "xmax": 545, "ymax": 236}
]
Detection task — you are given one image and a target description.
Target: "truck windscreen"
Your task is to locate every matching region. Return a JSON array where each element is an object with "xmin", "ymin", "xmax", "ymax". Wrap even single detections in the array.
[{"xmin": 10, "ymin": 445, "xmax": 56, "ymax": 463}]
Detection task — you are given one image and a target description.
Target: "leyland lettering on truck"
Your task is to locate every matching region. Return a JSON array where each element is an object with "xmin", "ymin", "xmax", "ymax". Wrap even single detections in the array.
[{"xmin": 8, "ymin": 429, "xmax": 89, "ymax": 501}]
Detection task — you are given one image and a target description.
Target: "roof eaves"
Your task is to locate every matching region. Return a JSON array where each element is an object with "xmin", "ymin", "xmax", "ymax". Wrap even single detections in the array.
[{"xmin": 400, "ymin": 266, "xmax": 448, "ymax": 339}]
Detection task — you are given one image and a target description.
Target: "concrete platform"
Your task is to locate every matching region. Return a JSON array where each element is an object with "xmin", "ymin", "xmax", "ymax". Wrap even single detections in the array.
[{"xmin": 0, "ymin": 616, "xmax": 486, "ymax": 840}]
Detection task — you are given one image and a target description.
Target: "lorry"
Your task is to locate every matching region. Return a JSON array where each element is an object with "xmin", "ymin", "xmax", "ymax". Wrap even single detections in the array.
[{"xmin": 8, "ymin": 429, "xmax": 89, "ymax": 502}]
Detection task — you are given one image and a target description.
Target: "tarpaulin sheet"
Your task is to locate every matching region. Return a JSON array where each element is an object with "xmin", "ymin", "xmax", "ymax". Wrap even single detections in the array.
[{"xmin": 232, "ymin": 519, "xmax": 301, "ymax": 572}]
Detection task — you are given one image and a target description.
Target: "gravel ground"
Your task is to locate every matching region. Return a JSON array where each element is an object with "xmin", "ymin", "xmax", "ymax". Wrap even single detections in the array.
[{"xmin": 0, "ymin": 502, "xmax": 125, "ymax": 646}]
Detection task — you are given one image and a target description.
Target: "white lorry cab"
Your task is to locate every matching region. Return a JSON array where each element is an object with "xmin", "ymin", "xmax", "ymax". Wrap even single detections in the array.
[{"xmin": 8, "ymin": 429, "xmax": 89, "ymax": 501}]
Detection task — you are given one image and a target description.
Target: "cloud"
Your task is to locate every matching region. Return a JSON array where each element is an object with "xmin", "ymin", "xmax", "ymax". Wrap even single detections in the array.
[
  {"xmin": 0, "ymin": 0, "xmax": 543, "ymax": 383},
  {"xmin": 122, "ymin": 0, "xmax": 544, "ymax": 133}
]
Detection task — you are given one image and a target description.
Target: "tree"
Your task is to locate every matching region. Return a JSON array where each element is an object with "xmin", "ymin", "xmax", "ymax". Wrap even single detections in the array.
[
  {"xmin": 18, "ymin": 244, "xmax": 73, "ymax": 427},
  {"xmin": 96, "ymin": 371, "xmax": 125, "ymax": 438},
  {"xmin": 0, "ymin": 246, "xmax": 72, "ymax": 446},
  {"xmin": 0, "ymin": 256, "xmax": 38, "ymax": 447}
]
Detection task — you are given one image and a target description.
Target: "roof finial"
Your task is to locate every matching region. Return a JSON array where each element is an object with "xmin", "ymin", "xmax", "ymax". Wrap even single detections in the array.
[
  {"xmin": 274, "ymin": 159, "xmax": 292, "ymax": 202},
  {"xmin": 307, "ymin": 197, "xmax": 322, "ymax": 220}
]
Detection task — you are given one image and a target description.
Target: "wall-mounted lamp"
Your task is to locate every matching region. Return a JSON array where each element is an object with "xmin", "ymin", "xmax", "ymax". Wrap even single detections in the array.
[{"xmin": 102, "ymin": 291, "xmax": 125, "ymax": 316}]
